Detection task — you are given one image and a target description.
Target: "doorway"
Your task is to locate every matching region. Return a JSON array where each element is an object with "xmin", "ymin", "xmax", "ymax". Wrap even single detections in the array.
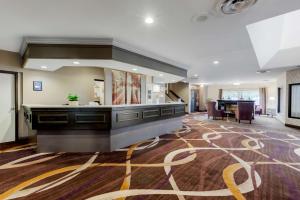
[
  {"xmin": 0, "ymin": 71, "xmax": 18, "ymax": 143},
  {"xmin": 191, "ymin": 89, "xmax": 199, "ymax": 112}
]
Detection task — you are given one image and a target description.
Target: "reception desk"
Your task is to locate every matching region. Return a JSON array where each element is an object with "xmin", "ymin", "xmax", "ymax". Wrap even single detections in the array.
[{"xmin": 23, "ymin": 103, "xmax": 185, "ymax": 152}]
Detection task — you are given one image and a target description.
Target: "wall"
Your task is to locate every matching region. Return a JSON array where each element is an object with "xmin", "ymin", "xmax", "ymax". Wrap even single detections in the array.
[
  {"xmin": 285, "ymin": 68, "xmax": 300, "ymax": 126},
  {"xmin": 0, "ymin": 49, "xmax": 21, "ymax": 69},
  {"xmin": 276, "ymin": 72, "xmax": 287, "ymax": 123},
  {"xmin": 207, "ymin": 82, "xmax": 278, "ymax": 110},
  {"xmin": 23, "ymin": 67, "xmax": 104, "ymax": 105},
  {"xmin": 168, "ymin": 82, "xmax": 190, "ymax": 112}
]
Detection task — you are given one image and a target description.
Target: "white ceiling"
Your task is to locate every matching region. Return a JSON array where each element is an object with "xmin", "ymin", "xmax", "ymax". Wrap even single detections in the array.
[{"xmin": 1, "ymin": 0, "xmax": 300, "ymax": 84}]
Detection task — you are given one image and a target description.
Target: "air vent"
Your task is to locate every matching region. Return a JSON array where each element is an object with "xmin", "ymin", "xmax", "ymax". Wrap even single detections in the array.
[{"xmin": 217, "ymin": 0, "xmax": 258, "ymax": 15}]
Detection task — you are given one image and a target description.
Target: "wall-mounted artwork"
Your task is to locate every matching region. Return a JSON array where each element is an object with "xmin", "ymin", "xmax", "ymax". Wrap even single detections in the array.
[
  {"xmin": 112, "ymin": 70, "xmax": 141, "ymax": 105},
  {"xmin": 127, "ymin": 73, "xmax": 141, "ymax": 104},
  {"xmin": 112, "ymin": 70, "xmax": 126, "ymax": 105},
  {"xmin": 33, "ymin": 81, "xmax": 43, "ymax": 91},
  {"xmin": 94, "ymin": 79, "xmax": 105, "ymax": 105}
]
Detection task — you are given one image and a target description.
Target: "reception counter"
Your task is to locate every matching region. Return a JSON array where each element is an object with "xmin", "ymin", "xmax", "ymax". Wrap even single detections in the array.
[{"xmin": 23, "ymin": 103, "xmax": 185, "ymax": 152}]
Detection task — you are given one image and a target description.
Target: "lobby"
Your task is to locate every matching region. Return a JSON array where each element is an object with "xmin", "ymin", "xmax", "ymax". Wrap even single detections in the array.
[{"xmin": 1, "ymin": 0, "xmax": 300, "ymax": 199}]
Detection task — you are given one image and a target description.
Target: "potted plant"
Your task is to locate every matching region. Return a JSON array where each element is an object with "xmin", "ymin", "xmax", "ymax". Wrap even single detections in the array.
[{"xmin": 67, "ymin": 94, "xmax": 79, "ymax": 106}]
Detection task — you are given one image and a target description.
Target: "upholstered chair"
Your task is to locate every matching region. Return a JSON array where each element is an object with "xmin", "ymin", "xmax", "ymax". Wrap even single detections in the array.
[
  {"xmin": 235, "ymin": 102, "xmax": 255, "ymax": 124},
  {"xmin": 255, "ymin": 105, "xmax": 262, "ymax": 115},
  {"xmin": 207, "ymin": 101, "xmax": 224, "ymax": 120}
]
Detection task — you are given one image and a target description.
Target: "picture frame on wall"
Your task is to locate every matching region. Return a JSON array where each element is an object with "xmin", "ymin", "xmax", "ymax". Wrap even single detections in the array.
[{"xmin": 33, "ymin": 81, "xmax": 43, "ymax": 91}]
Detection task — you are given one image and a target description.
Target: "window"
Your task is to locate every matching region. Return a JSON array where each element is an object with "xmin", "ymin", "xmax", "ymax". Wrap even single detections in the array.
[
  {"xmin": 289, "ymin": 84, "xmax": 300, "ymax": 119},
  {"xmin": 222, "ymin": 89, "xmax": 260, "ymax": 105}
]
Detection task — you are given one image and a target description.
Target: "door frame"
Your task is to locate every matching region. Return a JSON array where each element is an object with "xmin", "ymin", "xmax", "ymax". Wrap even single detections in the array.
[{"xmin": 0, "ymin": 70, "xmax": 19, "ymax": 142}]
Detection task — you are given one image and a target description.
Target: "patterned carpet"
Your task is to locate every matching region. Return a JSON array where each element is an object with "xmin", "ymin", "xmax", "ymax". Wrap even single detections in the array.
[{"xmin": 1, "ymin": 114, "xmax": 300, "ymax": 200}]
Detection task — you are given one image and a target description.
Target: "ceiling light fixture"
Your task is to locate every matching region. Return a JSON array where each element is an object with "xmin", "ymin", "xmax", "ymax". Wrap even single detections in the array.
[
  {"xmin": 194, "ymin": 74, "xmax": 198, "ymax": 77},
  {"xmin": 256, "ymin": 70, "xmax": 271, "ymax": 74},
  {"xmin": 159, "ymin": 73, "xmax": 163, "ymax": 77},
  {"xmin": 132, "ymin": 68, "xmax": 138, "ymax": 71},
  {"xmin": 73, "ymin": 61, "xmax": 80, "ymax": 65},
  {"xmin": 145, "ymin": 17, "xmax": 154, "ymax": 24},
  {"xmin": 41, "ymin": 65, "xmax": 47, "ymax": 69},
  {"xmin": 233, "ymin": 82, "xmax": 241, "ymax": 86},
  {"xmin": 213, "ymin": 60, "xmax": 219, "ymax": 65}
]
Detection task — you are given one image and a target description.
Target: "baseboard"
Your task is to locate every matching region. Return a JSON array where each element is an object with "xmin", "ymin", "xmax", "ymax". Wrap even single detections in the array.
[
  {"xmin": 285, "ymin": 123, "xmax": 300, "ymax": 130},
  {"xmin": 0, "ymin": 138, "xmax": 30, "ymax": 150}
]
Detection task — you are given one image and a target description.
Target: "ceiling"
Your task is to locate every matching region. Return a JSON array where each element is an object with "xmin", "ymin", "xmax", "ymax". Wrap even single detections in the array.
[
  {"xmin": 1, "ymin": 0, "xmax": 300, "ymax": 84},
  {"xmin": 247, "ymin": 9, "xmax": 300, "ymax": 70}
]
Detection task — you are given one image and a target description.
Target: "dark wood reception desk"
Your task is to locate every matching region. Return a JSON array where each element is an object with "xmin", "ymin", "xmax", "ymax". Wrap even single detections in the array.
[{"xmin": 23, "ymin": 103, "xmax": 185, "ymax": 152}]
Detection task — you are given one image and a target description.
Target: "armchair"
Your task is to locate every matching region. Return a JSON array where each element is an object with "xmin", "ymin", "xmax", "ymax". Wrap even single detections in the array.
[
  {"xmin": 235, "ymin": 102, "xmax": 255, "ymax": 124},
  {"xmin": 255, "ymin": 105, "xmax": 262, "ymax": 115},
  {"xmin": 207, "ymin": 101, "xmax": 224, "ymax": 120}
]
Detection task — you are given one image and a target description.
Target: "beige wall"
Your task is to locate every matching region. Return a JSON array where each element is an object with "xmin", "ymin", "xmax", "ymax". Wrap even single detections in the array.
[
  {"xmin": 285, "ymin": 68, "xmax": 300, "ymax": 126},
  {"xmin": 275, "ymin": 69, "xmax": 300, "ymax": 126},
  {"xmin": 23, "ymin": 67, "xmax": 104, "ymax": 105},
  {"xmin": 169, "ymin": 82, "xmax": 190, "ymax": 112},
  {"xmin": 276, "ymin": 72, "xmax": 287, "ymax": 124},
  {"xmin": 207, "ymin": 82, "xmax": 277, "ymax": 110},
  {"xmin": 0, "ymin": 49, "xmax": 21, "ymax": 69}
]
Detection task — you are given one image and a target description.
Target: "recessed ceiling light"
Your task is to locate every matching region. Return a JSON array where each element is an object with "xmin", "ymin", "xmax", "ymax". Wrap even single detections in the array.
[
  {"xmin": 191, "ymin": 14, "xmax": 208, "ymax": 23},
  {"xmin": 233, "ymin": 82, "xmax": 241, "ymax": 86},
  {"xmin": 132, "ymin": 68, "xmax": 138, "ymax": 71},
  {"xmin": 73, "ymin": 61, "xmax": 80, "ymax": 65},
  {"xmin": 194, "ymin": 74, "xmax": 198, "ymax": 77},
  {"xmin": 41, "ymin": 65, "xmax": 47, "ymax": 69},
  {"xmin": 213, "ymin": 61, "xmax": 219, "ymax": 65},
  {"xmin": 256, "ymin": 70, "xmax": 271, "ymax": 74},
  {"xmin": 159, "ymin": 73, "xmax": 163, "ymax": 77},
  {"xmin": 145, "ymin": 17, "xmax": 154, "ymax": 24}
]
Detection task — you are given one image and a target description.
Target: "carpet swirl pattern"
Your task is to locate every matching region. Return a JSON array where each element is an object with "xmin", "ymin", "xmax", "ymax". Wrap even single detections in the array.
[{"xmin": 1, "ymin": 114, "xmax": 300, "ymax": 200}]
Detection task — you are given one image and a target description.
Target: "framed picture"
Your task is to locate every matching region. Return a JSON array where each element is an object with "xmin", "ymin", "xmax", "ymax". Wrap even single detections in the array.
[{"xmin": 33, "ymin": 81, "xmax": 43, "ymax": 91}]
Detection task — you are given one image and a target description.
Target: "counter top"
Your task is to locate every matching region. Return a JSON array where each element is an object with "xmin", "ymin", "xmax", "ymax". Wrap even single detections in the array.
[{"xmin": 23, "ymin": 102, "xmax": 184, "ymax": 109}]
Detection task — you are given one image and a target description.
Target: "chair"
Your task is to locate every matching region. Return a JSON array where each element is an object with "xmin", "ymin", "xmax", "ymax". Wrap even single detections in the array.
[
  {"xmin": 207, "ymin": 101, "xmax": 224, "ymax": 120},
  {"xmin": 235, "ymin": 102, "xmax": 254, "ymax": 124},
  {"xmin": 255, "ymin": 105, "xmax": 262, "ymax": 115}
]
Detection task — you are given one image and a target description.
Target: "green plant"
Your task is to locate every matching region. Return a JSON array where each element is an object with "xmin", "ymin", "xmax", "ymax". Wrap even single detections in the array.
[
  {"xmin": 67, "ymin": 94, "xmax": 79, "ymax": 101},
  {"xmin": 206, "ymin": 98, "xmax": 213, "ymax": 103}
]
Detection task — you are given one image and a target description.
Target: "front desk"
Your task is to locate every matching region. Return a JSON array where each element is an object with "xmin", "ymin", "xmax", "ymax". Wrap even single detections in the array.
[{"xmin": 23, "ymin": 103, "xmax": 185, "ymax": 152}]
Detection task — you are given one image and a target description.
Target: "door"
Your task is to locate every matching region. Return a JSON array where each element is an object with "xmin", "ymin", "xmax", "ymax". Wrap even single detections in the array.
[
  {"xmin": 191, "ymin": 90, "xmax": 198, "ymax": 112},
  {"xmin": 0, "ymin": 73, "xmax": 16, "ymax": 143}
]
